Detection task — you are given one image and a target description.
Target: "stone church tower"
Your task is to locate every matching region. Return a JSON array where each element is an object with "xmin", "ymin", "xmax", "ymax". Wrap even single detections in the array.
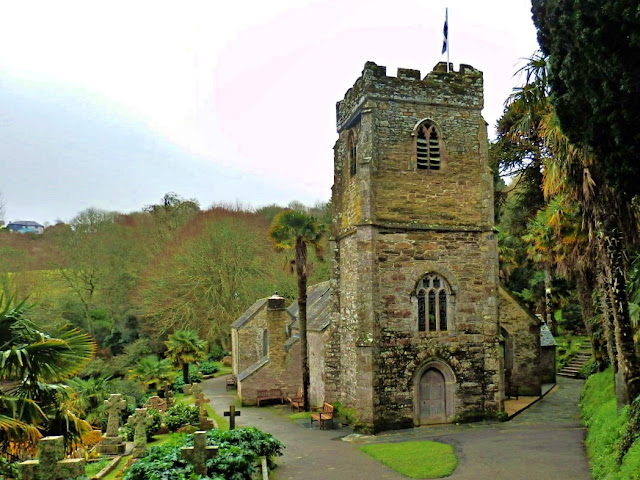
[{"xmin": 324, "ymin": 61, "xmax": 504, "ymax": 432}]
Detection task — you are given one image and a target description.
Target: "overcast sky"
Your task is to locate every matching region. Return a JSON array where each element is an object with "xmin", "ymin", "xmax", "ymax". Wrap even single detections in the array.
[{"xmin": 0, "ymin": 0, "xmax": 539, "ymax": 225}]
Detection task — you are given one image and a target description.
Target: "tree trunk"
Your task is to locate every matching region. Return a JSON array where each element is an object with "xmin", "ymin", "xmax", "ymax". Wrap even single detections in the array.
[
  {"xmin": 598, "ymin": 269, "xmax": 618, "ymax": 371},
  {"xmin": 296, "ymin": 238, "xmax": 310, "ymax": 412},
  {"xmin": 598, "ymin": 212, "xmax": 640, "ymax": 407},
  {"xmin": 544, "ymin": 266, "xmax": 556, "ymax": 334},
  {"xmin": 183, "ymin": 362, "xmax": 190, "ymax": 385}
]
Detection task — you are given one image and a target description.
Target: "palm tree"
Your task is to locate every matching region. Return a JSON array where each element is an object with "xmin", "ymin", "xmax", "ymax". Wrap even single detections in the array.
[
  {"xmin": 0, "ymin": 295, "xmax": 96, "ymax": 456},
  {"xmin": 128, "ymin": 355, "xmax": 174, "ymax": 391},
  {"xmin": 268, "ymin": 210, "xmax": 325, "ymax": 411},
  {"xmin": 507, "ymin": 53, "xmax": 640, "ymax": 411},
  {"xmin": 164, "ymin": 329, "xmax": 207, "ymax": 384}
]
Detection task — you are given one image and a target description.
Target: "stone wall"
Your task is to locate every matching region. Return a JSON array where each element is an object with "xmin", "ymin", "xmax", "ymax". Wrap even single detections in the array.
[
  {"xmin": 233, "ymin": 303, "xmax": 267, "ymax": 375},
  {"xmin": 308, "ymin": 329, "xmax": 329, "ymax": 407},
  {"xmin": 238, "ymin": 340, "xmax": 302, "ymax": 405},
  {"xmin": 540, "ymin": 347, "xmax": 556, "ymax": 384},
  {"xmin": 235, "ymin": 296, "xmax": 302, "ymax": 405},
  {"xmin": 498, "ymin": 288, "xmax": 542, "ymax": 396}
]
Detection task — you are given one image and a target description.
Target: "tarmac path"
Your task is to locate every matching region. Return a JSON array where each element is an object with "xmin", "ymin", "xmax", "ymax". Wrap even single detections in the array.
[{"xmin": 201, "ymin": 376, "xmax": 592, "ymax": 480}]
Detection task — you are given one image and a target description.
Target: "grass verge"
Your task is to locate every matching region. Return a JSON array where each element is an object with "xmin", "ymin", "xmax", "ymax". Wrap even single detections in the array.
[
  {"xmin": 85, "ymin": 458, "xmax": 112, "ymax": 477},
  {"xmin": 288, "ymin": 411, "xmax": 311, "ymax": 421},
  {"xmin": 580, "ymin": 368, "xmax": 640, "ymax": 479},
  {"xmin": 360, "ymin": 441, "xmax": 457, "ymax": 478}
]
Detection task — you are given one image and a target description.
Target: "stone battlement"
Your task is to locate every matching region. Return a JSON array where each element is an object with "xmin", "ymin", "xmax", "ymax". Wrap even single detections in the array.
[{"xmin": 337, "ymin": 61, "xmax": 483, "ymax": 132}]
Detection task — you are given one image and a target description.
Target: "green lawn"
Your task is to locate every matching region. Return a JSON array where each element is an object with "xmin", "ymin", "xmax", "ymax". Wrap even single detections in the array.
[{"xmin": 360, "ymin": 441, "xmax": 457, "ymax": 479}]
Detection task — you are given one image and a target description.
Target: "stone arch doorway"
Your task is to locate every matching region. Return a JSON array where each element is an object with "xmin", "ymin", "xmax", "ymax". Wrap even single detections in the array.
[{"xmin": 414, "ymin": 359, "xmax": 456, "ymax": 425}]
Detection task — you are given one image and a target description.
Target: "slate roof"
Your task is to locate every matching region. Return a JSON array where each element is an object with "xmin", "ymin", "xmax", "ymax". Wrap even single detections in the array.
[
  {"xmin": 231, "ymin": 297, "xmax": 268, "ymax": 329},
  {"xmin": 287, "ymin": 281, "xmax": 331, "ymax": 332},
  {"xmin": 540, "ymin": 324, "xmax": 556, "ymax": 347}
]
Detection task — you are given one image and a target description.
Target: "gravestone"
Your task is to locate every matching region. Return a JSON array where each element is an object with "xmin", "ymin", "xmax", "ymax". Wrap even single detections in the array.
[
  {"xmin": 127, "ymin": 408, "xmax": 153, "ymax": 458},
  {"xmin": 180, "ymin": 431, "xmax": 218, "ymax": 476},
  {"xmin": 98, "ymin": 393, "xmax": 127, "ymax": 455},
  {"xmin": 192, "ymin": 384, "xmax": 214, "ymax": 429},
  {"xmin": 224, "ymin": 405, "xmax": 241, "ymax": 430},
  {"xmin": 19, "ymin": 436, "xmax": 86, "ymax": 480},
  {"xmin": 144, "ymin": 395, "xmax": 167, "ymax": 413},
  {"xmin": 166, "ymin": 390, "xmax": 176, "ymax": 408}
]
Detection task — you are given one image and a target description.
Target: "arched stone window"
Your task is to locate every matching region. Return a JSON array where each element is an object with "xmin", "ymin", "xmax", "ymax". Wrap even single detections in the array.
[
  {"xmin": 415, "ymin": 121, "xmax": 441, "ymax": 170},
  {"xmin": 417, "ymin": 273, "xmax": 451, "ymax": 332},
  {"xmin": 348, "ymin": 130, "xmax": 357, "ymax": 176}
]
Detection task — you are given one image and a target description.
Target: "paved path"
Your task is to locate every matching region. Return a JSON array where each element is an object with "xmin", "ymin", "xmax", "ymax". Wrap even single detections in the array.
[{"xmin": 201, "ymin": 376, "xmax": 592, "ymax": 480}]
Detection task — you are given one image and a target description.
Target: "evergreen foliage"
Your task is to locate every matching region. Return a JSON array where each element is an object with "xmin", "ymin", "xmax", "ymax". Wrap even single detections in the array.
[
  {"xmin": 532, "ymin": 0, "xmax": 640, "ymax": 198},
  {"xmin": 122, "ymin": 427, "xmax": 284, "ymax": 480}
]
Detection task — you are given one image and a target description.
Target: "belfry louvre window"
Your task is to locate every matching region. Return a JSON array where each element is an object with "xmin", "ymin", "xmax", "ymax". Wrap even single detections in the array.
[
  {"xmin": 416, "ymin": 123, "xmax": 441, "ymax": 170},
  {"xmin": 417, "ymin": 273, "xmax": 450, "ymax": 332}
]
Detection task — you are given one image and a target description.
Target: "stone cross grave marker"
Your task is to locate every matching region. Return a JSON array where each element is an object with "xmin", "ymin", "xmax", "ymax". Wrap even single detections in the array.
[
  {"xmin": 98, "ymin": 393, "xmax": 127, "ymax": 455},
  {"xmin": 104, "ymin": 393, "xmax": 127, "ymax": 437},
  {"xmin": 190, "ymin": 383, "xmax": 212, "ymax": 428},
  {"xmin": 190, "ymin": 383, "xmax": 203, "ymax": 400},
  {"xmin": 144, "ymin": 395, "xmax": 167, "ymax": 413},
  {"xmin": 224, "ymin": 405, "xmax": 241, "ymax": 430},
  {"xmin": 19, "ymin": 435, "xmax": 86, "ymax": 480},
  {"xmin": 127, "ymin": 408, "xmax": 153, "ymax": 458},
  {"xmin": 180, "ymin": 431, "xmax": 219, "ymax": 476}
]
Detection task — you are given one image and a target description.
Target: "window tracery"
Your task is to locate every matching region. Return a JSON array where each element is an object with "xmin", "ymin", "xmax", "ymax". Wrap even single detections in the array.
[{"xmin": 416, "ymin": 273, "xmax": 451, "ymax": 332}]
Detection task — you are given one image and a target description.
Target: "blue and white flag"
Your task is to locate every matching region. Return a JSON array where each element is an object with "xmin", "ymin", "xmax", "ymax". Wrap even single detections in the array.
[{"xmin": 442, "ymin": 8, "xmax": 448, "ymax": 54}]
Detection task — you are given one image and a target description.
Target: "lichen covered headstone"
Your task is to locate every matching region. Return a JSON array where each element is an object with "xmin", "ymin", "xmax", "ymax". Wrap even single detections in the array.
[
  {"xmin": 19, "ymin": 435, "xmax": 85, "ymax": 480},
  {"xmin": 165, "ymin": 390, "xmax": 176, "ymax": 408},
  {"xmin": 144, "ymin": 395, "xmax": 167, "ymax": 413},
  {"xmin": 192, "ymin": 384, "xmax": 213, "ymax": 429},
  {"xmin": 180, "ymin": 431, "xmax": 218, "ymax": 476},
  {"xmin": 98, "ymin": 393, "xmax": 127, "ymax": 455},
  {"xmin": 127, "ymin": 408, "xmax": 154, "ymax": 458}
]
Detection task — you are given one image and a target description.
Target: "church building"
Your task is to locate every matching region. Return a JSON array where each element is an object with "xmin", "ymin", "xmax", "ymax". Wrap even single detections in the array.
[{"xmin": 231, "ymin": 61, "xmax": 555, "ymax": 432}]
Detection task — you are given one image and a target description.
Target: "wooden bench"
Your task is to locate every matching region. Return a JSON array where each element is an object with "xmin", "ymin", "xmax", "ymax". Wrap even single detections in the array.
[
  {"xmin": 287, "ymin": 387, "xmax": 304, "ymax": 411},
  {"xmin": 256, "ymin": 388, "xmax": 285, "ymax": 406},
  {"xmin": 226, "ymin": 374, "xmax": 237, "ymax": 391},
  {"xmin": 310, "ymin": 402, "xmax": 335, "ymax": 429}
]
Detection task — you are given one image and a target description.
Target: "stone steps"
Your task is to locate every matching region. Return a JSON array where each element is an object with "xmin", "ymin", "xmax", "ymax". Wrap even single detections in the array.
[{"xmin": 558, "ymin": 350, "xmax": 592, "ymax": 378}]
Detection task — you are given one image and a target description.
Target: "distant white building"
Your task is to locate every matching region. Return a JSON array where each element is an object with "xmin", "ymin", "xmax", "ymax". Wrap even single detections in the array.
[{"xmin": 7, "ymin": 220, "xmax": 44, "ymax": 234}]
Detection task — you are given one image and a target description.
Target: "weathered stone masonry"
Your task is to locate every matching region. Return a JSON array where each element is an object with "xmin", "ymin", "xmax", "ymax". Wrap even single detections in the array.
[{"xmin": 325, "ymin": 61, "xmax": 504, "ymax": 431}]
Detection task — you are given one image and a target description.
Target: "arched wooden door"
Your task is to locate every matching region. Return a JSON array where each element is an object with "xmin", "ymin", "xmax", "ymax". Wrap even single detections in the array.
[{"xmin": 419, "ymin": 368, "xmax": 446, "ymax": 424}]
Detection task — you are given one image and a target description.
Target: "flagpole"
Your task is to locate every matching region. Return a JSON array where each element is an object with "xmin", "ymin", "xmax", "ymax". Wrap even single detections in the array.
[{"xmin": 446, "ymin": 8, "xmax": 449, "ymax": 73}]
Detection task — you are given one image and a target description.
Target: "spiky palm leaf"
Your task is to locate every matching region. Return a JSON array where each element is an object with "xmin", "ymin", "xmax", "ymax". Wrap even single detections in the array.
[{"xmin": 165, "ymin": 330, "xmax": 207, "ymax": 384}]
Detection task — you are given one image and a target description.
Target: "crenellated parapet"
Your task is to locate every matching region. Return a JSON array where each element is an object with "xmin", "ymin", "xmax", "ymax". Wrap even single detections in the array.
[{"xmin": 337, "ymin": 61, "xmax": 483, "ymax": 132}]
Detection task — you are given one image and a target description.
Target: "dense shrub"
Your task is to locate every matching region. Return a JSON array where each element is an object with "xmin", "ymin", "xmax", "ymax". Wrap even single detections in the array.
[
  {"xmin": 165, "ymin": 403, "xmax": 200, "ymax": 432},
  {"xmin": 121, "ymin": 408, "xmax": 163, "ymax": 441},
  {"xmin": 199, "ymin": 362, "xmax": 219, "ymax": 375},
  {"xmin": 108, "ymin": 378, "xmax": 147, "ymax": 406},
  {"xmin": 122, "ymin": 427, "xmax": 284, "ymax": 480},
  {"xmin": 0, "ymin": 456, "xmax": 18, "ymax": 479},
  {"xmin": 208, "ymin": 344, "xmax": 228, "ymax": 361},
  {"xmin": 172, "ymin": 365, "xmax": 203, "ymax": 391}
]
